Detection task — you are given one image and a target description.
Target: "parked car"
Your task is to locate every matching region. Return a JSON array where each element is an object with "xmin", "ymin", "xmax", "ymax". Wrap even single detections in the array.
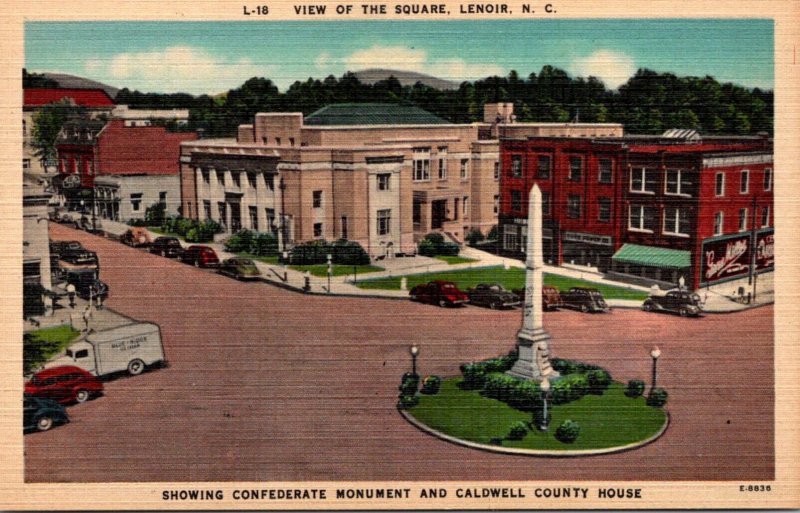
[
  {"xmin": 179, "ymin": 245, "xmax": 220, "ymax": 268},
  {"xmin": 25, "ymin": 365, "xmax": 104, "ymax": 404},
  {"xmin": 409, "ymin": 280, "xmax": 469, "ymax": 307},
  {"xmin": 52, "ymin": 241, "xmax": 98, "ymax": 265},
  {"xmin": 218, "ymin": 258, "xmax": 262, "ymax": 280},
  {"xmin": 120, "ymin": 227, "xmax": 152, "ymax": 248},
  {"xmin": 643, "ymin": 289, "xmax": 704, "ymax": 317},
  {"xmin": 513, "ymin": 285, "xmax": 564, "ymax": 310},
  {"xmin": 23, "ymin": 395, "xmax": 69, "ymax": 433},
  {"xmin": 467, "ymin": 283, "xmax": 520, "ymax": 309},
  {"xmin": 149, "ymin": 236, "xmax": 184, "ymax": 258},
  {"xmin": 64, "ymin": 268, "xmax": 109, "ymax": 301},
  {"xmin": 560, "ymin": 287, "xmax": 610, "ymax": 313}
]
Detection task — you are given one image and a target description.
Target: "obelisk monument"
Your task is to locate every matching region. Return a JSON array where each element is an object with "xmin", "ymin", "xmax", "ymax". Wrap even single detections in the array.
[{"xmin": 507, "ymin": 184, "xmax": 559, "ymax": 382}]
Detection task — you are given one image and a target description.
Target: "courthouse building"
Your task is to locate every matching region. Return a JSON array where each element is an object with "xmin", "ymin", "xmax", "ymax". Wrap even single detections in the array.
[
  {"xmin": 180, "ymin": 102, "xmax": 622, "ymax": 259},
  {"xmin": 498, "ymin": 130, "xmax": 774, "ymax": 290}
]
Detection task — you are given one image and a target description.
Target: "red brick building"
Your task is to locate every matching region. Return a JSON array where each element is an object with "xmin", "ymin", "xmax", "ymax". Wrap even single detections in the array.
[
  {"xmin": 498, "ymin": 131, "xmax": 773, "ymax": 291},
  {"xmin": 55, "ymin": 119, "xmax": 197, "ymax": 221}
]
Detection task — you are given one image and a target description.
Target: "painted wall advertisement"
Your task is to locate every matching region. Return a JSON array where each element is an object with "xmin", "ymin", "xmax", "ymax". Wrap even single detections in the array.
[{"xmin": 701, "ymin": 229, "xmax": 775, "ymax": 285}]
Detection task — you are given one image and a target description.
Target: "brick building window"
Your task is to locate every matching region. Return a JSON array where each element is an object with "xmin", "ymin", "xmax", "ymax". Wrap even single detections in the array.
[
  {"xmin": 764, "ymin": 168, "xmax": 772, "ymax": 191},
  {"xmin": 217, "ymin": 170, "xmax": 225, "ymax": 186},
  {"xmin": 218, "ymin": 202, "xmax": 227, "ymax": 225},
  {"xmin": 201, "ymin": 169, "xmax": 210, "ymax": 185},
  {"xmin": 598, "ymin": 158, "xmax": 613, "ymax": 184},
  {"xmin": 203, "ymin": 200, "xmax": 212, "ymax": 220},
  {"xmin": 715, "ymin": 172, "xmax": 725, "ymax": 196},
  {"xmin": 541, "ymin": 192, "xmax": 551, "ymax": 215},
  {"xmin": 377, "ymin": 209, "xmax": 391, "ymax": 235},
  {"xmin": 568, "ymin": 157, "xmax": 582, "ymax": 182},
  {"xmin": 341, "ymin": 216, "xmax": 348, "ymax": 239},
  {"xmin": 567, "ymin": 194, "xmax": 581, "ymax": 219},
  {"xmin": 313, "ymin": 190, "xmax": 323, "ymax": 208},
  {"xmin": 266, "ymin": 208, "xmax": 276, "ymax": 233},
  {"xmin": 597, "ymin": 197, "xmax": 611, "ymax": 222},
  {"xmin": 494, "ymin": 162, "xmax": 500, "ymax": 180},
  {"xmin": 377, "ymin": 173, "xmax": 391, "ymax": 191},
  {"xmin": 631, "ymin": 167, "xmax": 657, "ymax": 193},
  {"xmin": 714, "ymin": 212, "xmax": 724, "ymax": 235},
  {"xmin": 739, "ymin": 208, "xmax": 748, "ymax": 231},
  {"xmin": 463, "ymin": 196, "xmax": 469, "ymax": 216},
  {"xmin": 761, "ymin": 206, "xmax": 770, "ymax": 227},
  {"xmin": 537, "ymin": 155, "xmax": 551, "ymax": 179},
  {"xmin": 159, "ymin": 191, "xmax": 167, "ymax": 205},
  {"xmin": 511, "ymin": 155, "xmax": 522, "ymax": 178},
  {"xmin": 740, "ymin": 170, "xmax": 749, "ymax": 194},
  {"xmin": 231, "ymin": 172, "xmax": 241, "ymax": 188},
  {"xmin": 313, "ymin": 223, "xmax": 323, "ymax": 238},
  {"xmin": 247, "ymin": 173, "xmax": 257, "ymax": 189},
  {"xmin": 511, "ymin": 190, "xmax": 522, "ymax": 212},
  {"xmin": 438, "ymin": 147, "xmax": 447, "ymax": 180},
  {"xmin": 460, "ymin": 159, "xmax": 469, "ymax": 180},
  {"xmin": 413, "ymin": 148, "xmax": 431, "ymax": 182},
  {"xmin": 130, "ymin": 193, "xmax": 142, "ymax": 213},
  {"xmin": 493, "ymin": 195, "xmax": 499, "ymax": 214},
  {"xmin": 663, "ymin": 207, "xmax": 690, "ymax": 236},
  {"xmin": 249, "ymin": 206, "xmax": 259, "ymax": 231},
  {"xmin": 629, "ymin": 204, "xmax": 656, "ymax": 232},
  {"xmin": 265, "ymin": 175, "xmax": 274, "ymax": 190},
  {"xmin": 665, "ymin": 169, "xmax": 693, "ymax": 196}
]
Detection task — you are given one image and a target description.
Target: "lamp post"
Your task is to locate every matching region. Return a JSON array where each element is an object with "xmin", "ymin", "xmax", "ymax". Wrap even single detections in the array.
[
  {"xmin": 539, "ymin": 378, "xmax": 551, "ymax": 431},
  {"xmin": 326, "ymin": 253, "xmax": 332, "ymax": 293},
  {"xmin": 66, "ymin": 284, "xmax": 76, "ymax": 309},
  {"xmin": 650, "ymin": 346, "xmax": 661, "ymax": 392},
  {"xmin": 409, "ymin": 345, "xmax": 419, "ymax": 378}
]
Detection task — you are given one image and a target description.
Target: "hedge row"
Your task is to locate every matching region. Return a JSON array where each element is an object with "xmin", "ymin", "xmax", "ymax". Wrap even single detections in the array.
[
  {"xmin": 224, "ymin": 229, "xmax": 279, "ymax": 257},
  {"xmin": 459, "ymin": 349, "xmax": 518, "ymax": 390},
  {"xmin": 283, "ymin": 239, "xmax": 371, "ymax": 266},
  {"xmin": 418, "ymin": 232, "xmax": 460, "ymax": 257}
]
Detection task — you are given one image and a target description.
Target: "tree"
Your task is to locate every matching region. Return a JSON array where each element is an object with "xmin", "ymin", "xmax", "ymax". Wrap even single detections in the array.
[
  {"xmin": 31, "ymin": 100, "xmax": 86, "ymax": 171},
  {"xmin": 23, "ymin": 68, "xmax": 58, "ymax": 88}
]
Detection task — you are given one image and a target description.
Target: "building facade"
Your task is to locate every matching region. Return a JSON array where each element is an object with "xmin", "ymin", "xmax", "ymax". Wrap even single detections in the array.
[
  {"xmin": 55, "ymin": 119, "xmax": 196, "ymax": 222},
  {"xmin": 180, "ymin": 103, "xmax": 622, "ymax": 259},
  {"xmin": 499, "ymin": 132, "xmax": 773, "ymax": 291},
  {"xmin": 23, "ymin": 184, "xmax": 53, "ymax": 318}
]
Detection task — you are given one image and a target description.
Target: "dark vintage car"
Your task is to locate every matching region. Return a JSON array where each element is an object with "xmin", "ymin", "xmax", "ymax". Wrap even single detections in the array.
[
  {"xmin": 52, "ymin": 241, "xmax": 98, "ymax": 266},
  {"xmin": 218, "ymin": 258, "xmax": 262, "ymax": 280},
  {"xmin": 23, "ymin": 394, "xmax": 69, "ymax": 433},
  {"xmin": 120, "ymin": 228, "xmax": 153, "ymax": 248},
  {"xmin": 25, "ymin": 365, "xmax": 104, "ymax": 405},
  {"xmin": 64, "ymin": 268, "xmax": 109, "ymax": 301},
  {"xmin": 179, "ymin": 245, "xmax": 220, "ymax": 268},
  {"xmin": 643, "ymin": 289, "xmax": 703, "ymax": 317},
  {"xmin": 409, "ymin": 280, "xmax": 469, "ymax": 307},
  {"xmin": 560, "ymin": 287, "xmax": 610, "ymax": 313},
  {"xmin": 149, "ymin": 237, "xmax": 184, "ymax": 258},
  {"xmin": 467, "ymin": 283, "xmax": 520, "ymax": 309},
  {"xmin": 513, "ymin": 285, "xmax": 563, "ymax": 310}
]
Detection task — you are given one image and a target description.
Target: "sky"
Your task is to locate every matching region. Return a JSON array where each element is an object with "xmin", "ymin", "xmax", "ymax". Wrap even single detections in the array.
[{"xmin": 25, "ymin": 19, "xmax": 774, "ymax": 95}]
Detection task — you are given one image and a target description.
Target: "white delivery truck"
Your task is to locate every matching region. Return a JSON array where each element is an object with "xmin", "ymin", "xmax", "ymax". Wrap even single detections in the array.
[{"xmin": 50, "ymin": 322, "xmax": 166, "ymax": 377}]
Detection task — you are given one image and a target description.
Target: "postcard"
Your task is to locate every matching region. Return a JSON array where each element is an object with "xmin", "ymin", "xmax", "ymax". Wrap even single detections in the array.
[{"xmin": 1, "ymin": 0, "xmax": 798, "ymax": 509}]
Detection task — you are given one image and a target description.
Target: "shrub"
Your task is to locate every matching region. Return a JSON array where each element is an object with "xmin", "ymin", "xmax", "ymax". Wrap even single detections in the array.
[
  {"xmin": 551, "ymin": 358, "xmax": 602, "ymax": 376},
  {"xmin": 417, "ymin": 232, "xmax": 461, "ymax": 257},
  {"xmin": 420, "ymin": 375, "xmax": 441, "ymax": 395},
  {"xmin": 587, "ymin": 369, "xmax": 612, "ymax": 395},
  {"xmin": 127, "ymin": 218, "xmax": 147, "ymax": 227},
  {"xmin": 555, "ymin": 420, "xmax": 581, "ymax": 444},
  {"xmin": 550, "ymin": 374, "xmax": 589, "ymax": 405},
  {"xmin": 646, "ymin": 387, "xmax": 669, "ymax": 408},
  {"xmin": 424, "ymin": 232, "xmax": 445, "ymax": 245},
  {"xmin": 398, "ymin": 372, "xmax": 419, "ymax": 397},
  {"xmin": 459, "ymin": 363, "xmax": 486, "ymax": 390},
  {"xmin": 625, "ymin": 379, "xmax": 646, "ymax": 398},
  {"xmin": 224, "ymin": 229, "xmax": 255, "ymax": 253},
  {"xmin": 487, "ymin": 225, "xmax": 499, "ymax": 241},
  {"xmin": 481, "ymin": 373, "xmax": 541, "ymax": 411},
  {"xmin": 144, "ymin": 202, "xmax": 167, "ymax": 227},
  {"xmin": 417, "ymin": 238, "xmax": 437, "ymax": 257},
  {"xmin": 288, "ymin": 239, "xmax": 330, "ymax": 265},
  {"xmin": 397, "ymin": 394, "xmax": 419, "ymax": 410},
  {"xmin": 465, "ymin": 229, "xmax": 485, "ymax": 246},
  {"xmin": 507, "ymin": 421, "xmax": 528, "ymax": 440},
  {"xmin": 250, "ymin": 232, "xmax": 279, "ymax": 257},
  {"xmin": 331, "ymin": 239, "xmax": 370, "ymax": 265}
]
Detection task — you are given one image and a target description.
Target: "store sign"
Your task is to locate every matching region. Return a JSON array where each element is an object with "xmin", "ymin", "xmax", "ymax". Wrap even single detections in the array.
[
  {"xmin": 702, "ymin": 231, "xmax": 775, "ymax": 283},
  {"xmin": 563, "ymin": 232, "xmax": 612, "ymax": 246},
  {"xmin": 62, "ymin": 174, "xmax": 81, "ymax": 189}
]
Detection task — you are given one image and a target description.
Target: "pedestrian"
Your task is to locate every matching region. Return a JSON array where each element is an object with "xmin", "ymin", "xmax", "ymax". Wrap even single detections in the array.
[{"xmin": 82, "ymin": 304, "xmax": 93, "ymax": 332}]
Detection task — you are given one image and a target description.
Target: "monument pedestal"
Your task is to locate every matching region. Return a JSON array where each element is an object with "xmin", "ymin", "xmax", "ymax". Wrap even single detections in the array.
[{"xmin": 507, "ymin": 328, "xmax": 560, "ymax": 382}]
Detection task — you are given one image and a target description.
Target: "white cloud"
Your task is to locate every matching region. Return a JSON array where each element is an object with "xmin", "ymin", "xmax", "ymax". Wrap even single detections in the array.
[
  {"xmin": 319, "ymin": 45, "xmax": 505, "ymax": 82},
  {"xmin": 570, "ymin": 50, "xmax": 636, "ymax": 89},
  {"xmin": 85, "ymin": 46, "xmax": 268, "ymax": 94}
]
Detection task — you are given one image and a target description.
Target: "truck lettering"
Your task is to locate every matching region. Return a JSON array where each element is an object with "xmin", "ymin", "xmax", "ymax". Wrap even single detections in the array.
[{"xmin": 110, "ymin": 335, "xmax": 147, "ymax": 351}]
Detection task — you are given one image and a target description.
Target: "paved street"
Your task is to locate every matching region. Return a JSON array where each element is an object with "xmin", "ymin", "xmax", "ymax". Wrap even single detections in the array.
[{"xmin": 25, "ymin": 223, "xmax": 774, "ymax": 482}]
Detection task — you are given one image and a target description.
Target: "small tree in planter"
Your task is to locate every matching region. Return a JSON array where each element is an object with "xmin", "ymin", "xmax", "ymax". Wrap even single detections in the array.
[
  {"xmin": 625, "ymin": 379, "xmax": 646, "ymax": 398},
  {"xmin": 420, "ymin": 375, "xmax": 441, "ymax": 395},
  {"xmin": 646, "ymin": 387, "xmax": 669, "ymax": 407},
  {"xmin": 507, "ymin": 421, "xmax": 528, "ymax": 441},
  {"xmin": 555, "ymin": 420, "xmax": 581, "ymax": 444}
]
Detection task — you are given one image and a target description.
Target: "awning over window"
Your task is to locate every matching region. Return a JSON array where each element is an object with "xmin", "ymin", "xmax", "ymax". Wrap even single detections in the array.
[{"xmin": 612, "ymin": 243, "xmax": 691, "ymax": 269}]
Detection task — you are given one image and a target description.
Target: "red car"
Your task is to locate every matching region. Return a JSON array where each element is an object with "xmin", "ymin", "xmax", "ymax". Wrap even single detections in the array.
[
  {"xmin": 409, "ymin": 280, "xmax": 469, "ymax": 307},
  {"xmin": 25, "ymin": 365, "xmax": 104, "ymax": 405},
  {"xmin": 179, "ymin": 245, "xmax": 220, "ymax": 268}
]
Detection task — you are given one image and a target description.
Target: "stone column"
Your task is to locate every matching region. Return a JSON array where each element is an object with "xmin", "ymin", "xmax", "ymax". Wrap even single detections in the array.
[{"xmin": 507, "ymin": 184, "xmax": 559, "ymax": 382}]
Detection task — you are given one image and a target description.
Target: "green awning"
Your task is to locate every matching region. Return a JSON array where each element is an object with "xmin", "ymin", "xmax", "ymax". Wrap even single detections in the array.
[{"xmin": 612, "ymin": 243, "xmax": 691, "ymax": 269}]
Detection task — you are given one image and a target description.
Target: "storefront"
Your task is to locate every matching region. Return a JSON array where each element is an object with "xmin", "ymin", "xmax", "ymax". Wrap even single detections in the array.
[
  {"xmin": 610, "ymin": 243, "xmax": 691, "ymax": 289},
  {"xmin": 561, "ymin": 231, "xmax": 614, "ymax": 271}
]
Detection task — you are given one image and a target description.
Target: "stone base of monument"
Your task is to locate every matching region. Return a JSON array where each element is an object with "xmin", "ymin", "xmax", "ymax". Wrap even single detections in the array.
[{"xmin": 506, "ymin": 328, "xmax": 560, "ymax": 382}]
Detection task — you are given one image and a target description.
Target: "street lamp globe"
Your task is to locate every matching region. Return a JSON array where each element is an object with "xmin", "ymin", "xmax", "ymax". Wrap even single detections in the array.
[
  {"xmin": 410, "ymin": 345, "xmax": 419, "ymax": 357},
  {"xmin": 651, "ymin": 346, "xmax": 661, "ymax": 360}
]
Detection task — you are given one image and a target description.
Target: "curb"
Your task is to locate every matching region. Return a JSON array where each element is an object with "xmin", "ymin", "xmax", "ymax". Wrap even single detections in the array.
[{"xmin": 399, "ymin": 408, "xmax": 670, "ymax": 458}]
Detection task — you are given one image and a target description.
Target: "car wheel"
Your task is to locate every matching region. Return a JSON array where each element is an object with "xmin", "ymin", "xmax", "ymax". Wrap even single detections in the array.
[
  {"xmin": 580, "ymin": 304, "xmax": 589, "ymax": 313},
  {"xmin": 489, "ymin": 301, "xmax": 498, "ymax": 310},
  {"xmin": 679, "ymin": 307, "xmax": 689, "ymax": 317},
  {"xmin": 161, "ymin": 250, "xmax": 166, "ymax": 257},
  {"xmin": 643, "ymin": 302, "xmax": 653, "ymax": 312},
  {"xmin": 409, "ymin": 295, "xmax": 417, "ymax": 302},
  {"xmin": 127, "ymin": 359, "xmax": 145, "ymax": 376},
  {"xmin": 438, "ymin": 299, "xmax": 447, "ymax": 308},
  {"xmin": 36, "ymin": 416, "xmax": 54, "ymax": 432},
  {"xmin": 75, "ymin": 389, "xmax": 90, "ymax": 403},
  {"xmin": 194, "ymin": 259, "xmax": 201, "ymax": 268}
]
